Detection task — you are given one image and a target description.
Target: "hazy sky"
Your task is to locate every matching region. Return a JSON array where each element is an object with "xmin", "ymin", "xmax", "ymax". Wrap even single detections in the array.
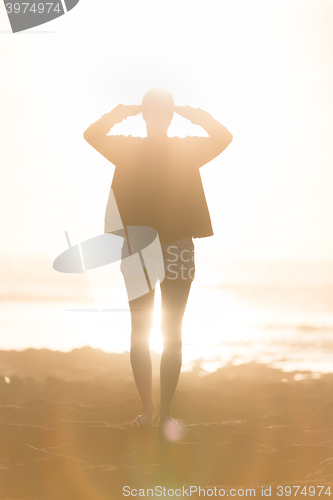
[{"xmin": 1, "ymin": 0, "xmax": 332, "ymax": 264}]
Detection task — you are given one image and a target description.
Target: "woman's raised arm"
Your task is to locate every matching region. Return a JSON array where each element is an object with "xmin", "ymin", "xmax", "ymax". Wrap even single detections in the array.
[
  {"xmin": 174, "ymin": 105, "xmax": 233, "ymax": 153},
  {"xmin": 83, "ymin": 104, "xmax": 142, "ymax": 156}
]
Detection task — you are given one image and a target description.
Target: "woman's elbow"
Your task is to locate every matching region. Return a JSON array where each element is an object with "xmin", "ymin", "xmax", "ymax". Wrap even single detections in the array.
[
  {"xmin": 220, "ymin": 131, "xmax": 233, "ymax": 152},
  {"xmin": 83, "ymin": 128, "xmax": 93, "ymax": 145}
]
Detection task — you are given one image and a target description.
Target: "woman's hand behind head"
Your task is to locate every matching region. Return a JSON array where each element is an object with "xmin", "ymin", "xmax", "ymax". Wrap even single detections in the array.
[{"xmin": 109, "ymin": 104, "xmax": 142, "ymax": 123}]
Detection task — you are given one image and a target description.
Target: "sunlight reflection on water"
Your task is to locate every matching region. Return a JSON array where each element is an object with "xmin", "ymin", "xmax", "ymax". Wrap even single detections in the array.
[{"xmin": 1, "ymin": 286, "xmax": 333, "ymax": 374}]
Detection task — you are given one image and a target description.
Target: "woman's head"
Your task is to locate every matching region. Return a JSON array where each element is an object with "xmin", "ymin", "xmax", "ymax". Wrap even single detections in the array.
[{"xmin": 142, "ymin": 88, "xmax": 174, "ymax": 134}]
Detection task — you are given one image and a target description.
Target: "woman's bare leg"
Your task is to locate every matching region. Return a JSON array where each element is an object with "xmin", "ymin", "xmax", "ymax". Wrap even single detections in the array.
[
  {"xmin": 129, "ymin": 289, "xmax": 156, "ymax": 424},
  {"xmin": 159, "ymin": 278, "xmax": 192, "ymax": 422}
]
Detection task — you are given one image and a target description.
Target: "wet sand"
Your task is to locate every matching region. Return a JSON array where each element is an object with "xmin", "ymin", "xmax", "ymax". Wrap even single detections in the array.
[{"xmin": 0, "ymin": 347, "xmax": 332, "ymax": 499}]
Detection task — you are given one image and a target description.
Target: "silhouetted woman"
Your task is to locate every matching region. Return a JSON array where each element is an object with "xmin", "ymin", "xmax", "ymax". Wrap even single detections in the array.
[{"xmin": 84, "ymin": 89, "xmax": 233, "ymax": 426}]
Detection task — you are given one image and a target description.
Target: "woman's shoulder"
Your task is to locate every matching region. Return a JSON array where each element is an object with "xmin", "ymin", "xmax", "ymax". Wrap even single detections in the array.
[
  {"xmin": 168, "ymin": 135, "xmax": 209, "ymax": 155},
  {"xmin": 169, "ymin": 135, "xmax": 208, "ymax": 144},
  {"xmin": 108, "ymin": 134, "xmax": 144, "ymax": 151},
  {"xmin": 105, "ymin": 135, "xmax": 144, "ymax": 166},
  {"xmin": 108, "ymin": 134, "xmax": 143, "ymax": 142}
]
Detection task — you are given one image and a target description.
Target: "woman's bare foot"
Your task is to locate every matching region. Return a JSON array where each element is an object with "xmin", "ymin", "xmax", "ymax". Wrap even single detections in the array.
[
  {"xmin": 159, "ymin": 409, "xmax": 174, "ymax": 425},
  {"xmin": 134, "ymin": 406, "xmax": 155, "ymax": 426},
  {"xmin": 159, "ymin": 413, "xmax": 184, "ymax": 441}
]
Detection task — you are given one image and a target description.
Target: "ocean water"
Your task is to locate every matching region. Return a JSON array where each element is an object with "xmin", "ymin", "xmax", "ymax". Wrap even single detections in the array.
[{"xmin": 1, "ymin": 260, "xmax": 333, "ymax": 375}]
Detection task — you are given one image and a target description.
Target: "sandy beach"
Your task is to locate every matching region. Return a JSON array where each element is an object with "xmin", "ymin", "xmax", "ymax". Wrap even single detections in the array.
[{"xmin": 0, "ymin": 347, "xmax": 332, "ymax": 499}]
